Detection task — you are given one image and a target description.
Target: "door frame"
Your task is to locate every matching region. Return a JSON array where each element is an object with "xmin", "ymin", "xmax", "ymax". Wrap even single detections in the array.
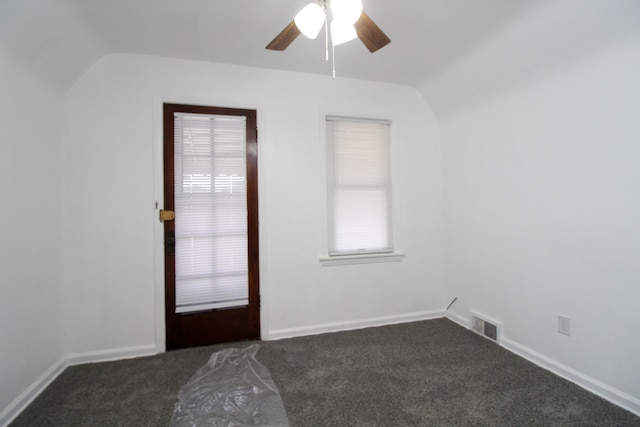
[{"xmin": 152, "ymin": 96, "xmax": 266, "ymax": 352}]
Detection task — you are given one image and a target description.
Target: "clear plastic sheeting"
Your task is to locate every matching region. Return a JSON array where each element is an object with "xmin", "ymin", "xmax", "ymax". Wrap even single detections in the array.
[{"xmin": 170, "ymin": 344, "xmax": 289, "ymax": 427}]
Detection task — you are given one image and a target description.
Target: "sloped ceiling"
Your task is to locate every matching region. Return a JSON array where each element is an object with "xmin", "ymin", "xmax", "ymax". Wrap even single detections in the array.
[{"xmin": 2, "ymin": 0, "xmax": 639, "ymax": 114}]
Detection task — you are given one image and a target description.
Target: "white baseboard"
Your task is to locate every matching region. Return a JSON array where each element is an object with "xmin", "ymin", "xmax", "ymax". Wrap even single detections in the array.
[
  {"xmin": 445, "ymin": 310, "xmax": 469, "ymax": 328},
  {"xmin": 445, "ymin": 312, "xmax": 640, "ymax": 417},
  {"xmin": 0, "ymin": 359, "xmax": 66, "ymax": 427},
  {"xmin": 6, "ymin": 316, "xmax": 638, "ymax": 425},
  {"xmin": 265, "ymin": 310, "xmax": 445, "ymax": 341},
  {"xmin": 3, "ymin": 313, "xmax": 448, "ymax": 425},
  {"xmin": 0, "ymin": 344, "xmax": 159, "ymax": 427},
  {"xmin": 65, "ymin": 344, "xmax": 159, "ymax": 366},
  {"xmin": 502, "ymin": 338, "xmax": 640, "ymax": 417}
]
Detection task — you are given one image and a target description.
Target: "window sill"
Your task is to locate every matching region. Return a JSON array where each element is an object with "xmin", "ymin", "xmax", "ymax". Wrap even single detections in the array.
[{"xmin": 319, "ymin": 252, "xmax": 405, "ymax": 267}]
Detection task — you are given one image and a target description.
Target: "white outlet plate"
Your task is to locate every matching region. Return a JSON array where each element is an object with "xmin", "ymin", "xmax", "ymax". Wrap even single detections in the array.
[{"xmin": 558, "ymin": 315, "xmax": 571, "ymax": 336}]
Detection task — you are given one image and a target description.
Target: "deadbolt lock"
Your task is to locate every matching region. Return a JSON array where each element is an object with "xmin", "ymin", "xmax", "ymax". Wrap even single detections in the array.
[{"xmin": 159, "ymin": 210, "xmax": 175, "ymax": 222}]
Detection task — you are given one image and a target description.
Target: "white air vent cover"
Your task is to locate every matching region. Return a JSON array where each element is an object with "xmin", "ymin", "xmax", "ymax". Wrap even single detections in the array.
[{"xmin": 470, "ymin": 311, "xmax": 502, "ymax": 344}]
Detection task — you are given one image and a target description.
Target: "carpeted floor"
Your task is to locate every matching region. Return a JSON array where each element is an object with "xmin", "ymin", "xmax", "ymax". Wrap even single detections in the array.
[{"xmin": 10, "ymin": 318, "xmax": 640, "ymax": 426}]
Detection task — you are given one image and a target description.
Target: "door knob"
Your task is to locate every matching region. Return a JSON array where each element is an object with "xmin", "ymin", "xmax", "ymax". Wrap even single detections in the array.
[{"xmin": 160, "ymin": 210, "xmax": 175, "ymax": 222}]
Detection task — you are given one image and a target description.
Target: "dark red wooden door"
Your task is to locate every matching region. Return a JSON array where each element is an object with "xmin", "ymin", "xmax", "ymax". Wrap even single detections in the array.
[{"xmin": 163, "ymin": 103, "xmax": 260, "ymax": 350}]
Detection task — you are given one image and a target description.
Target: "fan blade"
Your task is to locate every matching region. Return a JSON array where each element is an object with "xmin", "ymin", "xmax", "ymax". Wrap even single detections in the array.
[
  {"xmin": 266, "ymin": 21, "xmax": 301, "ymax": 51},
  {"xmin": 354, "ymin": 11, "xmax": 391, "ymax": 53}
]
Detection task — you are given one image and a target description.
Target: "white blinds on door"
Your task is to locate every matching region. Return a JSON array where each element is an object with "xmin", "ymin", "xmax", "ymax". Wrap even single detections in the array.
[{"xmin": 174, "ymin": 112, "xmax": 248, "ymax": 313}]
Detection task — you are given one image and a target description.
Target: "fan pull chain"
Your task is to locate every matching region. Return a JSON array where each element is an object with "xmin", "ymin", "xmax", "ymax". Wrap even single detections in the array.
[
  {"xmin": 324, "ymin": 8, "xmax": 336, "ymax": 79},
  {"xmin": 321, "ymin": 0, "xmax": 336, "ymax": 79},
  {"xmin": 325, "ymin": 13, "xmax": 329, "ymax": 61},
  {"xmin": 332, "ymin": 41, "xmax": 336, "ymax": 79}
]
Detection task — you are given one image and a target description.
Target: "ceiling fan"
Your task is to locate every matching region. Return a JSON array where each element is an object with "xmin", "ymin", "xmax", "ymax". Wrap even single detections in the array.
[{"xmin": 266, "ymin": 0, "xmax": 391, "ymax": 54}]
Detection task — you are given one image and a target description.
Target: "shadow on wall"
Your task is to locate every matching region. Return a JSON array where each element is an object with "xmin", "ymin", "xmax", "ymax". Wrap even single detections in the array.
[{"xmin": 418, "ymin": 0, "xmax": 640, "ymax": 116}]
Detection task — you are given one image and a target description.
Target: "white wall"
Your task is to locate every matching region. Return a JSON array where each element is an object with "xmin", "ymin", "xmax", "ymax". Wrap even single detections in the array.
[
  {"xmin": 4, "ymin": 0, "xmax": 639, "ymax": 421},
  {"xmin": 442, "ymin": 33, "xmax": 640, "ymax": 410},
  {"xmin": 62, "ymin": 54, "xmax": 445, "ymax": 354},
  {"xmin": 4, "ymin": 21, "xmax": 640, "ymax": 425},
  {"xmin": 0, "ymin": 52, "xmax": 65, "ymax": 421}
]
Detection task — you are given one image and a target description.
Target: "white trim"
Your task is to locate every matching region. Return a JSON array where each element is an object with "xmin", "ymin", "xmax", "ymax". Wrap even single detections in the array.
[
  {"xmin": 0, "ymin": 313, "xmax": 439, "ymax": 425},
  {"xmin": 318, "ymin": 109, "xmax": 404, "ymax": 262},
  {"xmin": 502, "ymin": 338, "xmax": 640, "ymax": 416},
  {"xmin": 319, "ymin": 251, "xmax": 404, "ymax": 266},
  {"xmin": 152, "ymin": 94, "xmax": 167, "ymax": 353},
  {"xmin": 4, "ymin": 315, "xmax": 639, "ymax": 424},
  {"xmin": 65, "ymin": 344, "xmax": 158, "ymax": 366},
  {"xmin": 326, "ymin": 115, "xmax": 391, "ymax": 125},
  {"xmin": 445, "ymin": 310, "xmax": 469, "ymax": 328},
  {"xmin": 0, "ymin": 360, "xmax": 66, "ymax": 427},
  {"xmin": 445, "ymin": 313, "xmax": 640, "ymax": 416},
  {"xmin": 152, "ymin": 94, "xmax": 268, "ymax": 350},
  {"xmin": 0, "ymin": 344, "xmax": 158, "ymax": 427},
  {"xmin": 265, "ymin": 310, "xmax": 444, "ymax": 340}
]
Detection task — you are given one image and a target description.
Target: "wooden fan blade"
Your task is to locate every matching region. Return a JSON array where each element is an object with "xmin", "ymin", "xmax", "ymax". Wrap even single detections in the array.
[
  {"xmin": 266, "ymin": 21, "xmax": 301, "ymax": 51},
  {"xmin": 354, "ymin": 11, "xmax": 391, "ymax": 53}
]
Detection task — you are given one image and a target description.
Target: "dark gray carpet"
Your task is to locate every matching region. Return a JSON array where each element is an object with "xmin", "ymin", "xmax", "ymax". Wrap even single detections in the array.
[{"xmin": 10, "ymin": 318, "xmax": 640, "ymax": 426}]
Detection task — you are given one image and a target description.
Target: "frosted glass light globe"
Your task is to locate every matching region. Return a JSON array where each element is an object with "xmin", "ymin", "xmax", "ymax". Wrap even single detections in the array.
[
  {"xmin": 330, "ymin": 19, "xmax": 357, "ymax": 46},
  {"xmin": 294, "ymin": 3, "xmax": 325, "ymax": 39},
  {"xmin": 330, "ymin": 0, "xmax": 363, "ymax": 25}
]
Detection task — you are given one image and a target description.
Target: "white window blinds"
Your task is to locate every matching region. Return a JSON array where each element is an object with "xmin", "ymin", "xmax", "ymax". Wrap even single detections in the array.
[
  {"xmin": 326, "ymin": 116, "xmax": 393, "ymax": 256},
  {"xmin": 173, "ymin": 112, "xmax": 248, "ymax": 313}
]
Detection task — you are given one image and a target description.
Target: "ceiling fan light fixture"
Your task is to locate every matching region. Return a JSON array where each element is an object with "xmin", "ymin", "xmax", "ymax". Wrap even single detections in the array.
[
  {"xmin": 330, "ymin": 19, "xmax": 357, "ymax": 46},
  {"xmin": 330, "ymin": 0, "xmax": 363, "ymax": 24},
  {"xmin": 294, "ymin": 3, "xmax": 325, "ymax": 39},
  {"xmin": 266, "ymin": 0, "xmax": 390, "ymax": 76}
]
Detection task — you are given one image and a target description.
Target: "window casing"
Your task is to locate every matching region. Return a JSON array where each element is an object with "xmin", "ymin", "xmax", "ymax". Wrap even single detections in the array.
[{"xmin": 325, "ymin": 116, "xmax": 397, "ymax": 260}]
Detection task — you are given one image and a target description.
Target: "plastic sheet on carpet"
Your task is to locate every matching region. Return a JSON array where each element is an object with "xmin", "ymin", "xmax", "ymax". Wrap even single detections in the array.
[{"xmin": 170, "ymin": 344, "xmax": 289, "ymax": 427}]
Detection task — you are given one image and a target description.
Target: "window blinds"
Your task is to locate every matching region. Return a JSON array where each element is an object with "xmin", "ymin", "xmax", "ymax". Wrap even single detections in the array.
[
  {"xmin": 326, "ymin": 117, "xmax": 393, "ymax": 256},
  {"xmin": 174, "ymin": 113, "xmax": 248, "ymax": 313}
]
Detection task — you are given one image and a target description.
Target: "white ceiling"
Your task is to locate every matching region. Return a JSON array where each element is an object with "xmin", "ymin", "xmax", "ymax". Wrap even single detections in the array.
[{"xmin": 2, "ymin": 0, "xmax": 639, "ymax": 113}]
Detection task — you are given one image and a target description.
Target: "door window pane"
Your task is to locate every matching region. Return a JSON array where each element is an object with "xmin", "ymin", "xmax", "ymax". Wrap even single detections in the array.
[{"xmin": 174, "ymin": 113, "xmax": 248, "ymax": 313}]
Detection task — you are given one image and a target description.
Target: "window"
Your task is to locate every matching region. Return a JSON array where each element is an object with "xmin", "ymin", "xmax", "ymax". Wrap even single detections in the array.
[
  {"xmin": 324, "ymin": 116, "xmax": 402, "ymax": 264},
  {"xmin": 173, "ymin": 112, "xmax": 249, "ymax": 313}
]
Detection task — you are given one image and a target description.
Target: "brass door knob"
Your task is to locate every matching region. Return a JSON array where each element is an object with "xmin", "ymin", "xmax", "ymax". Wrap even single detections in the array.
[{"xmin": 159, "ymin": 210, "xmax": 175, "ymax": 222}]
